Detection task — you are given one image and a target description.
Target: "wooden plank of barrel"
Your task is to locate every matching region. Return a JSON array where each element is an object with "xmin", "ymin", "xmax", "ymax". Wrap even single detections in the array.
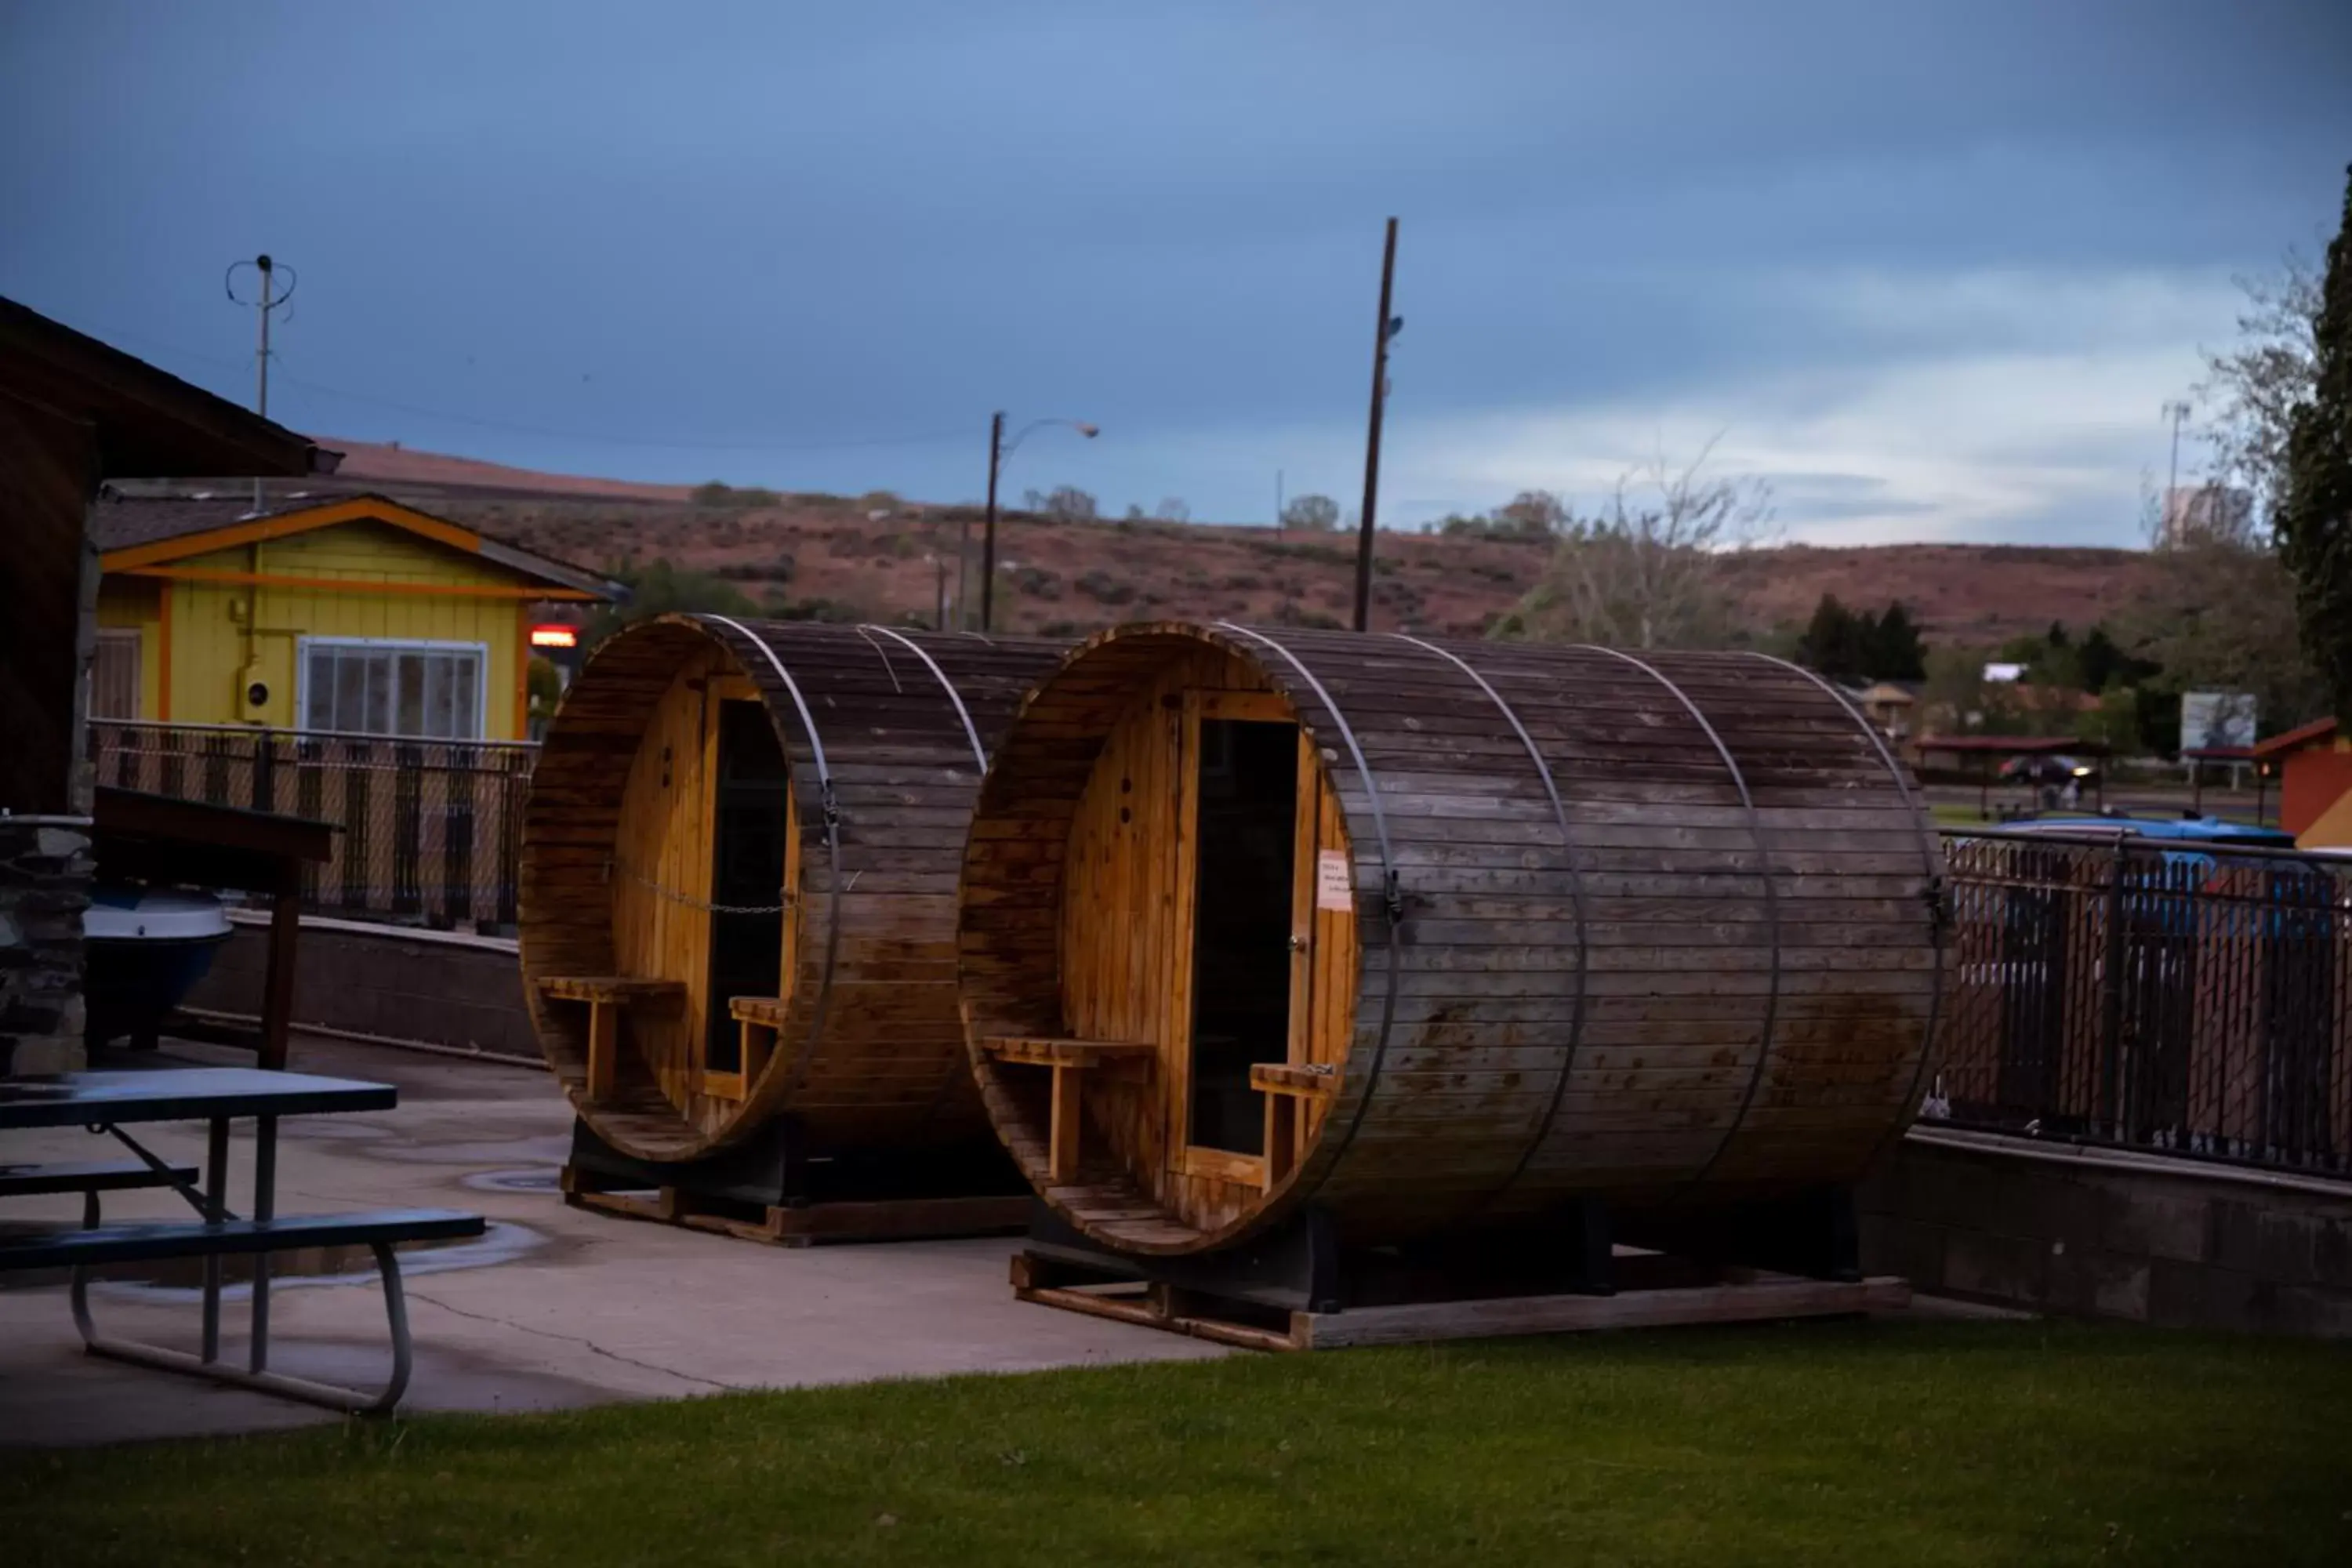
[
  {"xmin": 958, "ymin": 621, "xmax": 1946, "ymax": 1257},
  {"xmin": 521, "ymin": 615, "xmax": 1068, "ymax": 1163}
]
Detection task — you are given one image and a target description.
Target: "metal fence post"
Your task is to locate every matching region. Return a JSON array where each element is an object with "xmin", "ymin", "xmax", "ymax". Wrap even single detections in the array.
[
  {"xmin": 251, "ymin": 728, "xmax": 277, "ymax": 814},
  {"xmin": 2097, "ymin": 840, "xmax": 2129, "ymax": 1141}
]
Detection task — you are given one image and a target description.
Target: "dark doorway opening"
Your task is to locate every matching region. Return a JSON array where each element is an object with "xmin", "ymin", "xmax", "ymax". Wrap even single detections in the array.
[
  {"xmin": 1188, "ymin": 717, "xmax": 1297, "ymax": 1154},
  {"xmin": 706, "ymin": 699, "xmax": 789, "ymax": 1071}
]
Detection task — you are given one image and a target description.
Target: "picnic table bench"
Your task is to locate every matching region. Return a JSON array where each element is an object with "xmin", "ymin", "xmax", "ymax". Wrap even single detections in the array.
[{"xmin": 0, "ymin": 1068, "xmax": 486, "ymax": 1415}]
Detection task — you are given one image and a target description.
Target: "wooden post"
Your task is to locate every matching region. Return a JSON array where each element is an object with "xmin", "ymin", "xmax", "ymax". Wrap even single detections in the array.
[
  {"xmin": 259, "ymin": 877, "xmax": 300, "ymax": 1071},
  {"xmin": 1049, "ymin": 1064, "xmax": 1082, "ymax": 1183},
  {"xmin": 1265, "ymin": 1092, "xmax": 1299, "ymax": 1185},
  {"xmin": 586, "ymin": 1000, "xmax": 617, "ymax": 1102}
]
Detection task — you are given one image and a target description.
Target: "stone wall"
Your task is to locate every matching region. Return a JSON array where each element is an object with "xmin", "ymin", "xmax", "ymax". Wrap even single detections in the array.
[
  {"xmin": 184, "ymin": 913, "xmax": 537, "ymax": 1061},
  {"xmin": 1861, "ymin": 1127, "xmax": 2352, "ymax": 1338},
  {"xmin": 0, "ymin": 815, "xmax": 92, "ymax": 1075}
]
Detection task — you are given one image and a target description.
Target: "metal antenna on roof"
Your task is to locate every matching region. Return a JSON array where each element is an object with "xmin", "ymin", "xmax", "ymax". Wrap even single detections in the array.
[{"xmin": 226, "ymin": 255, "xmax": 298, "ymax": 512}]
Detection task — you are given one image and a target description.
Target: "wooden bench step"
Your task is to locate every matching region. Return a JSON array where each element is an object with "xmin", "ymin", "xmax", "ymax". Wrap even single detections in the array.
[
  {"xmin": 539, "ymin": 977, "xmax": 686, "ymax": 1102},
  {"xmin": 0, "ymin": 1209, "xmax": 485, "ymax": 1272},
  {"xmin": 982, "ymin": 1036, "xmax": 1155, "ymax": 1069},
  {"xmin": 538, "ymin": 976, "xmax": 685, "ymax": 1004},
  {"xmin": 0, "ymin": 1160, "xmax": 199, "ymax": 1199}
]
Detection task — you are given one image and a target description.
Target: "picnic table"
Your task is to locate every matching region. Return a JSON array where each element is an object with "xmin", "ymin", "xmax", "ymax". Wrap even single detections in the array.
[{"xmin": 0, "ymin": 1068, "xmax": 484, "ymax": 1414}]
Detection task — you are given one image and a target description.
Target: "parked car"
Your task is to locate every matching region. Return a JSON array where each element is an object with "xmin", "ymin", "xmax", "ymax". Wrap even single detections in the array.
[{"xmin": 1998, "ymin": 753, "xmax": 2102, "ymax": 788}]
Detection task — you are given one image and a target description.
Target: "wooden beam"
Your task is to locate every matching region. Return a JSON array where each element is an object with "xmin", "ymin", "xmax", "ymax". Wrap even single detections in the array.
[
  {"xmin": 1049, "ymin": 1062, "xmax": 1083, "ymax": 1182},
  {"xmin": 982, "ymin": 1036, "xmax": 1155, "ymax": 1069},
  {"xmin": 1264, "ymin": 1092, "xmax": 1299, "ymax": 1186},
  {"xmin": 585, "ymin": 1000, "xmax": 617, "ymax": 1102},
  {"xmin": 1250, "ymin": 1062, "xmax": 1338, "ymax": 1095}
]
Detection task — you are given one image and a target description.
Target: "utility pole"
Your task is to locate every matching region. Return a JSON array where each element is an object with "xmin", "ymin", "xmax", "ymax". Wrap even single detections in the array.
[
  {"xmin": 1275, "ymin": 468, "xmax": 1284, "ymax": 537},
  {"xmin": 227, "ymin": 254, "xmax": 296, "ymax": 511},
  {"xmin": 1352, "ymin": 218, "xmax": 1400, "ymax": 633},
  {"xmin": 979, "ymin": 410, "xmax": 1005, "ymax": 633},
  {"xmin": 972, "ymin": 412, "xmax": 1097, "ymax": 632}
]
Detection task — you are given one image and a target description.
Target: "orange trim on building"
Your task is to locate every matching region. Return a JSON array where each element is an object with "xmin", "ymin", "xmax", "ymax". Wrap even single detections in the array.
[
  {"xmin": 2252, "ymin": 715, "xmax": 2339, "ymax": 757},
  {"xmin": 101, "ymin": 496, "xmax": 481, "ymax": 572},
  {"xmin": 514, "ymin": 602, "xmax": 531, "ymax": 739},
  {"xmin": 156, "ymin": 584, "xmax": 172, "ymax": 720},
  {"xmin": 115, "ymin": 565, "xmax": 598, "ymax": 601}
]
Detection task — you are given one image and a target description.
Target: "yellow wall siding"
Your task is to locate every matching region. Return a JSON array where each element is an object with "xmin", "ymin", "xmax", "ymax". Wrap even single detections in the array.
[
  {"xmin": 94, "ymin": 577, "xmax": 163, "ymax": 718},
  {"xmin": 112, "ymin": 522, "xmax": 535, "ymax": 739}
]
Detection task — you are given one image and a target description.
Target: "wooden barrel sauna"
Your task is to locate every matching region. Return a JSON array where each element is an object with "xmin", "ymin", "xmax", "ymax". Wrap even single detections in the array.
[
  {"xmin": 522, "ymin": 615, "xmax": 1067, "ymax": 1163},
  {"xmin": 959, "ymin": 622, "xmax": 1946, "ymax": 1257}
]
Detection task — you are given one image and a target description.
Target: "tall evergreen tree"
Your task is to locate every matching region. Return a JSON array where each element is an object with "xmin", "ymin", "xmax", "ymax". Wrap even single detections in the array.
[
  {"xmin": 1796, "ymin": 593, "xmax": 1866, "ymax": 681},
  {"xmin": 2276, "ymin": 164, "xmax": 2352, "ymax": 720},
  {"xmin": 1871, "ymin": 601, "xmax": 1926, "ymax": 681}
]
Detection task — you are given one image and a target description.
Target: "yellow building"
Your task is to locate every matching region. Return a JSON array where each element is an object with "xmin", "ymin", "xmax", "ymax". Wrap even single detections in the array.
[{"xmin": 89, "ymin": 493, "xmax": 616, "ymax": 741}]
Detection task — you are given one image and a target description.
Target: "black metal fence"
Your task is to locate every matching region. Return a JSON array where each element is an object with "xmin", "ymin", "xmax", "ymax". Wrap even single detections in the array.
[
  {"xmin": 1937, "ymin": 830, "xmax": 2350, "ymax": 1176},
  {"xmin": 90, "ymin": 720, "xmax": 536, "ymax": 933}
]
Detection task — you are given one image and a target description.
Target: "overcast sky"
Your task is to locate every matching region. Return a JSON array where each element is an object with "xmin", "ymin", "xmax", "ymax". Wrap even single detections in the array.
[{"xmin": 5, "ymin": 2, "xmax": 2348, "ymax": 543}]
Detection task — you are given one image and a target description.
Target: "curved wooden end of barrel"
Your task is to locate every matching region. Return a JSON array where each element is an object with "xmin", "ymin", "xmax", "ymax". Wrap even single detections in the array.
[
  {"xmin": 959, "ymin": 620, "xmax": 1947, "ymax": 1261},
  {"xmin": 521, "ymin": 615, "xmax": 1069, "ymax": 1164}
]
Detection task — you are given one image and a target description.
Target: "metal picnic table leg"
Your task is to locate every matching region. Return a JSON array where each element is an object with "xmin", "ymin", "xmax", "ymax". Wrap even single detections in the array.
[
  {"xmin": 200, "ymin": 1116, "xmax": 230, "ymax": 1364},
  {"xmin": 249, "ymin": 1114, "xmax": 277, "ymax": 1374}
]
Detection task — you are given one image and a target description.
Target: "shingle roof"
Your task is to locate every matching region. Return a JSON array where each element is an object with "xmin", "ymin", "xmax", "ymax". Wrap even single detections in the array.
[
  {"xmin": 85, "ymin": 494, "xmax": 325, "ymax": 552},
  {"xmin": 90, "ymin": 492, "xmax": 621, "ymax": 601}
]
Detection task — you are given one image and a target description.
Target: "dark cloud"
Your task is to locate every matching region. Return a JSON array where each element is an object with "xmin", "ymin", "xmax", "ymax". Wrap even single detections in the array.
[{"xmin": 2, "ymin": 0, "xmax": 2346, "ymax": 537}]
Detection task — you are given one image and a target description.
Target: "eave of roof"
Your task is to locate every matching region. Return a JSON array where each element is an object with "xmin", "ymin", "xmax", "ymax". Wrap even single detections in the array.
[
  {"xmin": 0, "ymin": 295, "xmax": 336, "ymax": 481},
  {"xmin": 95, "ymin": 492, "xmax": 622, "ymax": 601},
  {"xmin": 2252, "ymin": 716, "xmax": 2340, "ymax": 757}
]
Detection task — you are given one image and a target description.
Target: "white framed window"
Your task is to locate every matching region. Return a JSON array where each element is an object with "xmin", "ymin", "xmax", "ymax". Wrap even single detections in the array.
[{"xmin": 298, "ymin": 637, "xmax": 488, "ymax": 739}]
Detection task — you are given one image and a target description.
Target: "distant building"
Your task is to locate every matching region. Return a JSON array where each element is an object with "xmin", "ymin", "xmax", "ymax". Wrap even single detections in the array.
[
  {"xmin": 88, "ymin": 493, "xmax": 619, "ymax": 741},
  {"xmin": 2159, "ymin": 484, "xmax": 2255, "ymax": 547},
  {"xmin": 1854, "ymin": 681, "xmax": 1918, "ymax": 739},
  {"xmin": 2253, "ymin": 717, "xmax": 2351, "ymax": 851}
]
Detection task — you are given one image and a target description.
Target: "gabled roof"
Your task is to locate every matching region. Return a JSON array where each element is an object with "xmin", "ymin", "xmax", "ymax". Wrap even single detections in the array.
[
  {"xmin": 2252, "ymin": 716, "xmax": 2340, "ymax": 758},
  {"xmin": 0, "ymin": 296, "xmax": 335, "ymax": 481},
  {"xmin": 93, "ymin": 492, "xmax": 622, "ymax": 601}
]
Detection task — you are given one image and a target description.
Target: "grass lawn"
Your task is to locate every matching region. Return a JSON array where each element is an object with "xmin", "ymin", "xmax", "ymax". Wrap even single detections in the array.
[{"xmin": 7, "ymin": 1319, "xmax": 2347, "ymax": 1566}]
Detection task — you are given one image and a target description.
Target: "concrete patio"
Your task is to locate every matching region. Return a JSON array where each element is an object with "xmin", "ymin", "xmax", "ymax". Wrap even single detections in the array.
[{"xmin": 0, "ymin": 1035, "xmax": 1225, "ymax": 1447}]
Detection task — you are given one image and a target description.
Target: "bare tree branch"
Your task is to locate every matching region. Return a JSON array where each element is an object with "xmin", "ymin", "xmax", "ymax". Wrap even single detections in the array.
[{"xmin": 1494, "ymin": 451, "xmax": 1771, "ymax": 649}]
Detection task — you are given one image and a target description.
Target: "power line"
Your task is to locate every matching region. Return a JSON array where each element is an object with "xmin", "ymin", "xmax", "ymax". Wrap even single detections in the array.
[
  {"xmin": 273, "ymin": 372, "xmax": 973, "ymax": 453},
  {"xmin": 56, "ymin": 310, "xmax": 976, "ymax": 456}
]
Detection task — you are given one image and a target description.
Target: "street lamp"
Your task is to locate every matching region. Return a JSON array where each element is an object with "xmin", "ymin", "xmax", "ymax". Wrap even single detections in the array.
[{"xmin": 968, "ymin": 412, "xmax": 1099, "ymax": 633}]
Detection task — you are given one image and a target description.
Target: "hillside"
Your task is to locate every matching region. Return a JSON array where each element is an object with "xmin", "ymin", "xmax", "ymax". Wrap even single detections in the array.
[{"xmin": 319, "ymin": 441, "xmax": 2160, "ymax": 644}]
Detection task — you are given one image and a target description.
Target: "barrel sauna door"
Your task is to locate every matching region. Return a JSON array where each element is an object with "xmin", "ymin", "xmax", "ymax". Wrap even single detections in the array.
[
  {"xmin": 702, "ymin": 696, "xmax": 792, "ymax": 1095},
  {"xmin": 1168, "ymin": 691, "xmax": 1334, "ymax": 1182},
  {"xmin": 1182, "ymin": 703, "xmax": 1297, "ymax": 1156}
]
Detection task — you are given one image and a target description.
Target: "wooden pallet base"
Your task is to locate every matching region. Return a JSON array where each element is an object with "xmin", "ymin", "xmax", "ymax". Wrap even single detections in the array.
[
  {"xmin": 561, "ymin": 1166, "xmax": 1033, "ymax": 1247},
  {"xmin": 1011, "ymin": 1250, "xmax": 1911, "ymax": 1351}
]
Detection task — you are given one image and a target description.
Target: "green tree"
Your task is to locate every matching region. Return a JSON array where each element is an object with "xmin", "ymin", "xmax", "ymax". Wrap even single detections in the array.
[
  {"xmin": 1282, "ymin": 494, "xmax": 1341, "ymax": 532},
  {"xmin": 1868, "ymin": 601, "xmax": 1926, "ymax": 681},
  {"xmin": 2275, "ymin": 163, "xmax": 2352, "ymax": 719},
  {"xmin": 1795, "ymin": 594, "xmax": 1867, "ymax": 681}
]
